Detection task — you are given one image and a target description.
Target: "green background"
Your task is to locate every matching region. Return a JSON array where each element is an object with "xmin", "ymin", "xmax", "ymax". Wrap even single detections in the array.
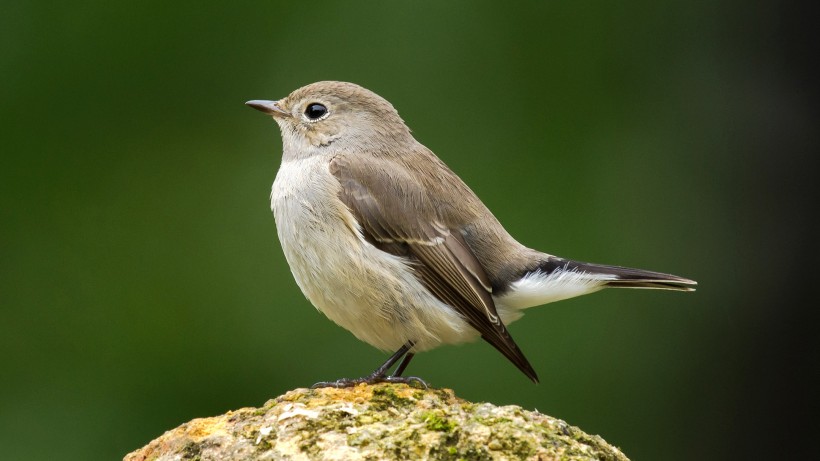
[{"xmin": 1, "ymin": 2, "xmax": 814, "ymax": 460}]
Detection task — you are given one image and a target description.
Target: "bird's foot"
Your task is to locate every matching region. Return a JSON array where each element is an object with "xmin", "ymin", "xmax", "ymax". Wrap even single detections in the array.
[
  {"xmin": 311, "ymin": 374, "xmax": 428, "ymax": 389},
  {"xmin": 311, "ymin": 343, "xmax": 427, "ymax": 389}
]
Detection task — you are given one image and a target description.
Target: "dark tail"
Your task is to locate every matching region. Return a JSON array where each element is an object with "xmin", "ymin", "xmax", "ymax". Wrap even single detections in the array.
[{"xmin": 543, "ymin": 257, "xmax": 697, "ymax": 291}]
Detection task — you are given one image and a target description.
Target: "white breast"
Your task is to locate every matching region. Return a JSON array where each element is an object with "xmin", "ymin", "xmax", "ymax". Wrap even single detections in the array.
[{"xmin": 270, "ymin": 155, "xmax": 475, "ymax": 352}]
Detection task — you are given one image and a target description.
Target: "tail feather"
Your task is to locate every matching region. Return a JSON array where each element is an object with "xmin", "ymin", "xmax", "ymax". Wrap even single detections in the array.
[
  {"xmin": 556, "ymin": 259, "xmax": 697, "ymax": 292},
  {"xmin": 496, "ymin": 256, "xmax": 696, "ymax": 313}
]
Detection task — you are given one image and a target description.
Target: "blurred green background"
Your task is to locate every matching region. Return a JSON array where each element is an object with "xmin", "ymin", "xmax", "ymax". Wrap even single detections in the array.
[{"xmin": 1, "ymin": 2, "xmax": 815, "ymax": 460}]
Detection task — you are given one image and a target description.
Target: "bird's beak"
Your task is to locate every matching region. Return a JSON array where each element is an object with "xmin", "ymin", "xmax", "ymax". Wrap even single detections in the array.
[{"xmin": 245, "ymin": 100, "xmax": 290, "ymax": 117}]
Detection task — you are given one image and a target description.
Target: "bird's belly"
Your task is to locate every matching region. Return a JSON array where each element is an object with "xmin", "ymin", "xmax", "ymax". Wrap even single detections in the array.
[{"xmin": 270, "ymin": 158, "xmax": 475, "ymax": 352}]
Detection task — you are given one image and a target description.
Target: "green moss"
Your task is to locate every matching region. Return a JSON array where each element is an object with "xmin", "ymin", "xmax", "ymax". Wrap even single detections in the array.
[
  {"xmin": 292, "ymin": 406, "xmax": 359, "ymax": 457},
  {"xmin": 429, "ymin": 387, "xmax": 456, "ymax": 402},
  {"xmin": 179, "ymin": 441, "xmax": 202, "ymax": 461},
  {"xmin": 370, "ymin": 385, "xmax": 415, "ymax": 411},
  {"xmin": 460, "ymin": 446, "xmax": 492, "ymax": 461},
  {"xmin": 421, "ymin": 410, "xmax": 455, "ymax": 432},
  {"xmin": 254, "ymin": 436, "xmax": 274, "ymax": 453},
  {"xmin": 471, "ymin": 414, "xmax": 512, "ymax": 427},
  {"xmin": 128, "ymin": 386, "xmax": 628, "ymax": 461},
  {"xmin": 251, "ymin": 407, "xmax": 269, "ymax": 416},
  {"xmin": 428, "ymin": 444, "xmax": 459, "ymax": 461},
  {"xmin": 459, "ymin": 401, "xmax": 476, "ymax": 412},
  {"xmin": 347, "ymin": 431, "xmax": 371, "ymax": 448},
  {"xmin": 506, "ymin": 437, "xmax": 536, "ymax": 459}
]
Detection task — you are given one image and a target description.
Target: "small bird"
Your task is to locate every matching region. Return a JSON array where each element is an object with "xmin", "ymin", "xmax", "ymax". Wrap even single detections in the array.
[{"xmin": 247, "ymin": 81, "xmax": 696, "ymax": 388}]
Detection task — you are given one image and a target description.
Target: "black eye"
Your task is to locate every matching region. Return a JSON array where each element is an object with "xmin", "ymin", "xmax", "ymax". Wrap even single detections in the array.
[{"xmin": 304, "ymin": 103, "xmax": 328, "ymax": 120}]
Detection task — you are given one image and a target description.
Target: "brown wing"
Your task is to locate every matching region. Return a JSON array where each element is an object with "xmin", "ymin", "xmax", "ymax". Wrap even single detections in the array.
[{"xmin": 330, "ymin": 153, "xmax": 538, "ymax": 383}]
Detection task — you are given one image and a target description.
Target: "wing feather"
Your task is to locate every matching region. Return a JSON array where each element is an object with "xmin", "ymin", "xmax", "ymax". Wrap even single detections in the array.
[{"xmin": 330, "ymin": 154, "xmax": 538, "ymax": 382}]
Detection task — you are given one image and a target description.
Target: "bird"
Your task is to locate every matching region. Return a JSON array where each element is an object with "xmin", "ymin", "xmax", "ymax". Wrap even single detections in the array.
[{"xmin": 246, "ymin": 81, "xmax": 696, "ymax": 388}]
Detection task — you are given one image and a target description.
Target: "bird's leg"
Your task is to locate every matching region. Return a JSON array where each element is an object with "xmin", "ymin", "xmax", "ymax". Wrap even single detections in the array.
[
  {"xmin": 382, "ymin": 346, "xmax": 426, "ymax": 388},
  {"xmin": 311, "ymin": 342, "xmax": 428, "ymax": 389},
  {"xmin": 369, "ymin": 343, "xmax": 412, "ymax": 377},
  {"xmin": 390, "ymin": 352, "xmax": 415, "ymax": 377}
]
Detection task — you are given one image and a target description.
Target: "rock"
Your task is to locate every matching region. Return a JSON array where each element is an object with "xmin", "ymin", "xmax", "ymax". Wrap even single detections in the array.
[{"xmin": 124, "ymin": 384, "xmax": 629, "ymax": 460}]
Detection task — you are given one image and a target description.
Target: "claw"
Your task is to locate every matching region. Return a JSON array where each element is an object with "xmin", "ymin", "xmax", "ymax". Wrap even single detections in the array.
[
  {"xmin": 310, "ymin": 375, "xmax": 429, "ymax": 389},
  {"xmin": 310, "ymin": 342, "xmax": 428, "ymax": 390}
]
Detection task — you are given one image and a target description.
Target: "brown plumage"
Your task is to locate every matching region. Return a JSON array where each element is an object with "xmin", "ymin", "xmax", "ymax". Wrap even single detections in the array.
[{"xmin": 247, "ymin": 81, "xmax": 696, "ymax": 386}]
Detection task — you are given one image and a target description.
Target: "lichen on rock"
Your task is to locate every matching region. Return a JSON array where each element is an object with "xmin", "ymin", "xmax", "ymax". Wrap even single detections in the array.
[{"xmin": 124, "ymin": 384, "xmax": 629, "ymax": 461}]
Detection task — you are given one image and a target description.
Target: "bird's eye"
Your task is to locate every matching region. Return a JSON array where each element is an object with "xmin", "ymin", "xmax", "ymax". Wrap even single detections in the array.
[{"xmin": 304, "ymin": 103, "xmax": 328, "ymax": 121}]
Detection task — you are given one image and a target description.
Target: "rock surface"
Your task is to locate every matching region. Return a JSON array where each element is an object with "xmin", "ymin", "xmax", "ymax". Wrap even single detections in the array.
[{"xmin": 124, "ymin": 384, "xmax": 629, "ymax": 460}]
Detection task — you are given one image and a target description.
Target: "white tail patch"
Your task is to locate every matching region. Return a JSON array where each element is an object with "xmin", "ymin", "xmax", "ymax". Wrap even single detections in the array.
[{"xmin": 496, "ymin": 268, "xmax": 617, "ymax": 312}]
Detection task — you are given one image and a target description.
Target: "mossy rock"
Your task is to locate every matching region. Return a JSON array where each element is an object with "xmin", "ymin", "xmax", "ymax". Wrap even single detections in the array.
[{"xmin": 124, "ymin": 384, "xmax": 628, "ymax": 461}]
